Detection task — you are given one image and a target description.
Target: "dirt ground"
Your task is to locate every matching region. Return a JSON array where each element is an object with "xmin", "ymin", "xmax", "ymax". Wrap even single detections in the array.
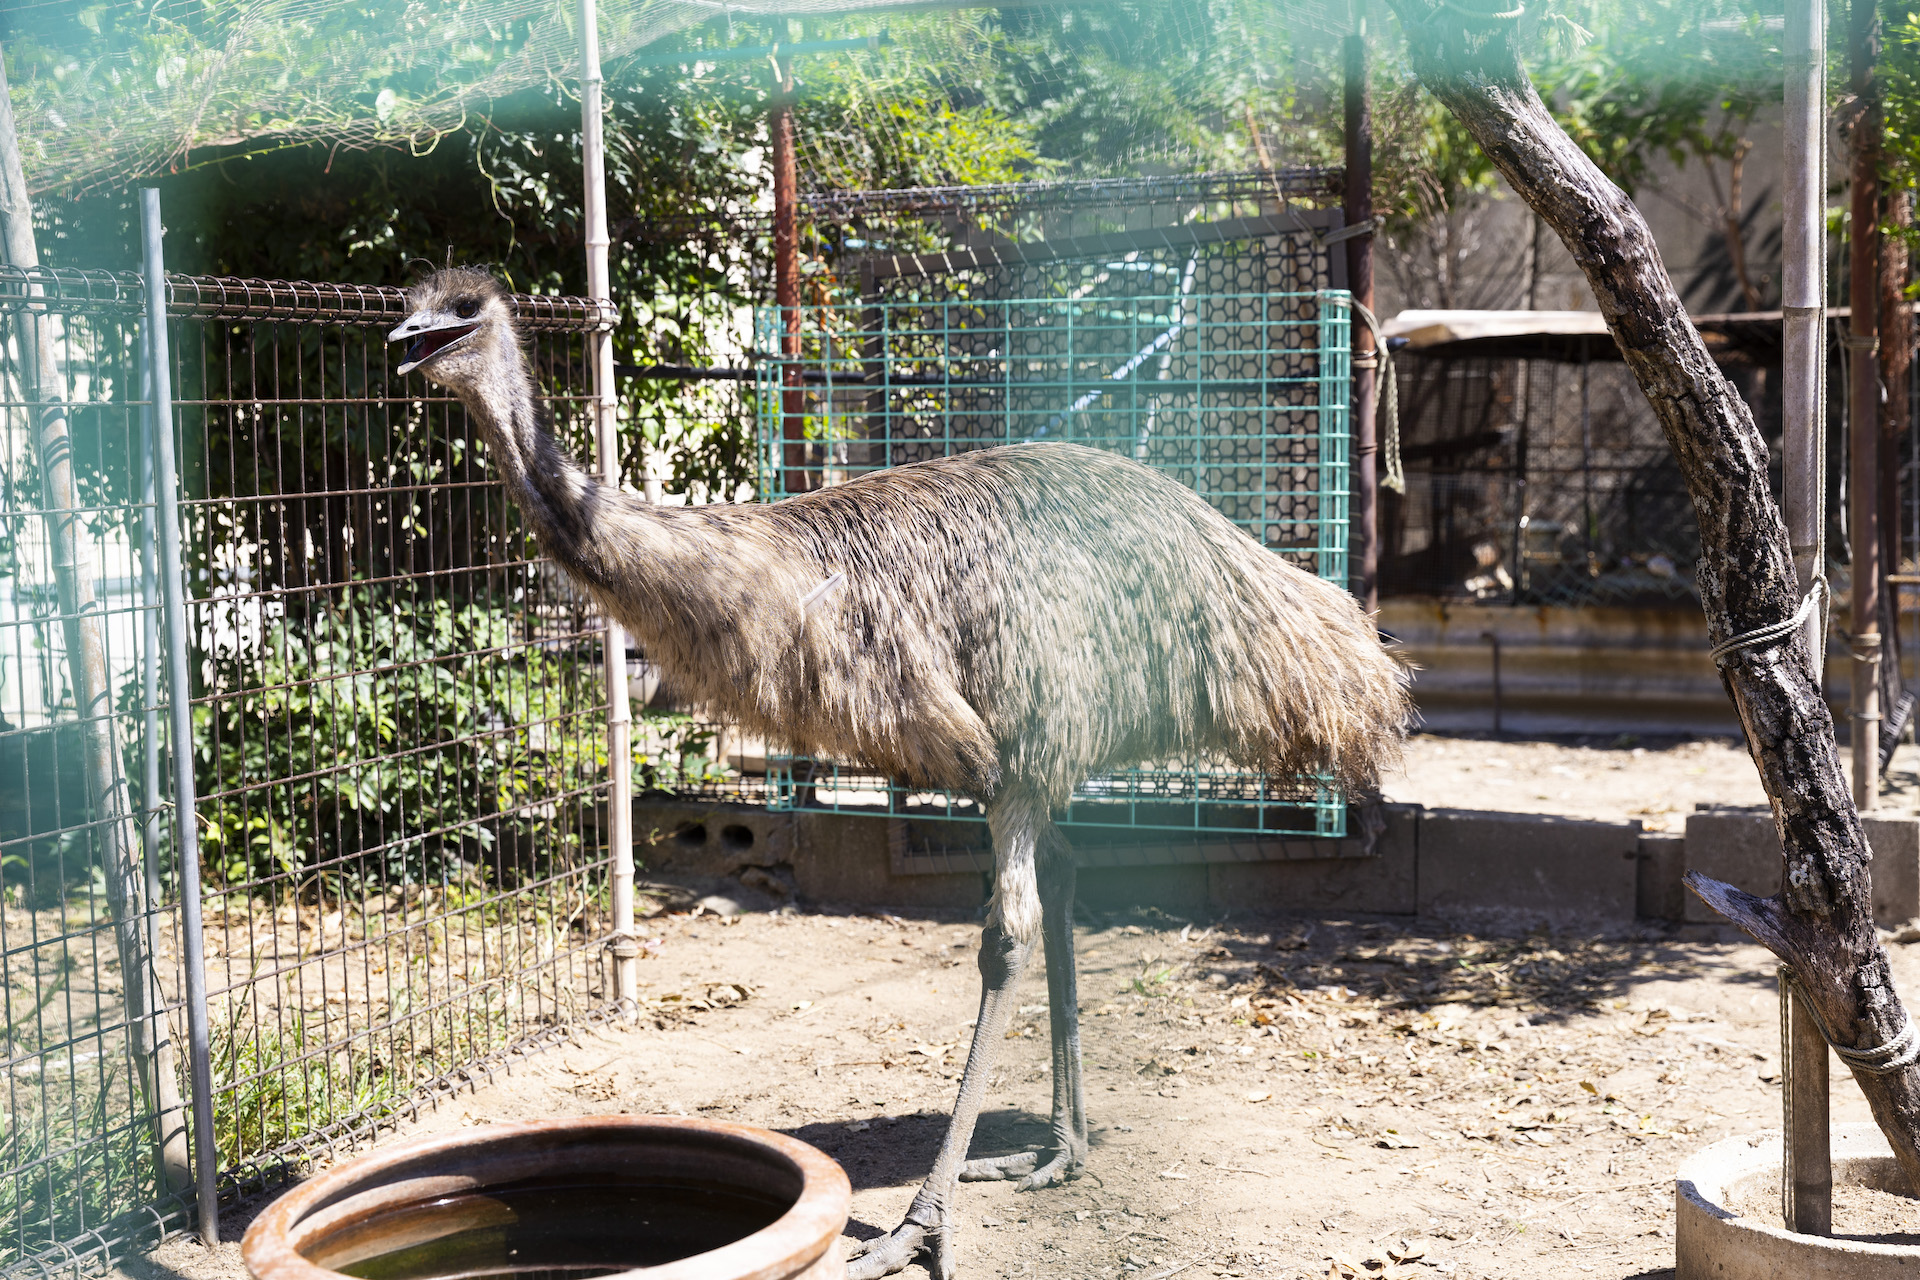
[
  {"xmin": 1386, "ymin": 731, "xmax": 1920, "ymax": 830},
  {"xmin": 122, "ymin": 902, "xmax": 1920, "ymax": 1280},
  {"xmin": 116, "ymin": 733, "xmax": 1920, "ymax": 1280}
]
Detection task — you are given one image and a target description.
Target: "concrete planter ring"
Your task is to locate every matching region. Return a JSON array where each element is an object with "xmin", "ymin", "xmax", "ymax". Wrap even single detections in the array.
[
  {"xmin": 1677, "ymin": 1122, "xmax": 1920, "ymax": 1277},
  {"xmin": 243, "ymin": 1116, "xmax": 852, "ymax": 1280}
]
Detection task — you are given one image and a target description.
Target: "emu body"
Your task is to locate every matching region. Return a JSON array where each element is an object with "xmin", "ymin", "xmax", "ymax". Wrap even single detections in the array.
[{"xmin": 392, "ymin": 268, "xmax": 1410, "ymax": 1278}]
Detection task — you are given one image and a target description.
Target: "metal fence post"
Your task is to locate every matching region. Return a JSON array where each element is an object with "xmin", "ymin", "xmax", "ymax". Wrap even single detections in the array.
[
  {"xmin": 579, "ymin": 0, "xmax": 639, "ymax": 1015},
  {"xmin": 0, "ymin": 53, "xmax": 192, "ymax": 1203},
  {"xmin": 142, "ymin": 188, "xmax": 221, "ymax": 1246}
]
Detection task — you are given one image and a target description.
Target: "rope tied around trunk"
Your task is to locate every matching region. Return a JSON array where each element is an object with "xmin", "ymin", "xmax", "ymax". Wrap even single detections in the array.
[
  {"xmin": 1709, "ymin": 578, "xmax": 1829, "ymax": 666},
  {"xmin": 1781, "ymin": 965, "xmax": 1920, "ymax": 1076}
]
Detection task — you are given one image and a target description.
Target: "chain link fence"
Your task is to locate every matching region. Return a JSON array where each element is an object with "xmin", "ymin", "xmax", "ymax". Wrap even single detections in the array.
[{"xmin": 0, "ymin": 258, "xmax": 623, "ymax": 1276}]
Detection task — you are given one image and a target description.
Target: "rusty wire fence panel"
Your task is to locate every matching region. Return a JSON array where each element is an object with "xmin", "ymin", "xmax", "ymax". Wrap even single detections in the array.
[{"xmin": 0, "ymin": 266, "xmax": 621, "ymax": 1277}]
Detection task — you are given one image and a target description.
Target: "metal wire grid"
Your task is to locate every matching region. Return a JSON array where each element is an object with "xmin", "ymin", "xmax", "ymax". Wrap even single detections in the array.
[
  {"xmin": 1380, "ymin": 351, "xmax": 1702, "ymax": 606},
  {"xmin": 0, "ymin": 266, "xmax": 619, "ymax": 1275},
  {"xmin": 744, "ymin": 285, "xmax": 1351, "ymax": 837}
]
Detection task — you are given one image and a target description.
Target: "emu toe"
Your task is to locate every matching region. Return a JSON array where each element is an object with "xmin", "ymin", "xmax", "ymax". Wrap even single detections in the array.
[{"xmin": 846, "ymin": 1216, "xmax": 952, "ymax": 1280}]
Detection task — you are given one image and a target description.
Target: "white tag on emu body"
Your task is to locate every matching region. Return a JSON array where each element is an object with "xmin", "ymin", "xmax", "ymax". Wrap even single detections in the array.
[{"xmin": 800, "ymin": 572, "xmax": 845, "ymax": 614}]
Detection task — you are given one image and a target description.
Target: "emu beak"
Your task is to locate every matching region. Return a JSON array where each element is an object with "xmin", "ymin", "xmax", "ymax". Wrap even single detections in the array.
[{"xmin": 389, "ymin": 314, "xmax": 479, "ymax": 376}]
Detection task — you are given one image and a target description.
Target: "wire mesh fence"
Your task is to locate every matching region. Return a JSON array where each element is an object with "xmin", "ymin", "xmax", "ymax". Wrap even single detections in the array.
[
  {"xmin": 0, "ymin": 263, "xmax": 622, "ymax": 1275},
  {"xmin": 740, "ymin": 282, "xmax": 1352, "ymax": 838},
  {"xmin": 1379, "ymin": 347, "xmax": 1708, "ymax": 606}
]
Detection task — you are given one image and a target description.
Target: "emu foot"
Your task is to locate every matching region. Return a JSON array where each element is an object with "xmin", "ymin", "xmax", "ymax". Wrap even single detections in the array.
[
  {"xmin": 846, "ymin": 1216, "xmax": 951, "ymax": 1280},
  {"xmin": 960, "ymin": 1145, "xmax": 1083, "ymax": 1190}
]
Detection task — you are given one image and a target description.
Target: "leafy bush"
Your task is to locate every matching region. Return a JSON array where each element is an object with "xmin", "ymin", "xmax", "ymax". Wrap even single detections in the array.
[{"xmin": 194, "ymin": 588, "xmax": 605, "ymax": 888}]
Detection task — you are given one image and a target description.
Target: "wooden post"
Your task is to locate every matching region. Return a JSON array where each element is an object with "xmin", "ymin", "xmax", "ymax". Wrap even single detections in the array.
[
  {"xmin": 1849, "ymin": 0, "xmax": 1883, "ymax": 809},
  {"xmin": 771, "ymin": 48, "xmax": 805, "ymax": 496},
  {"xmin": 1782, "ymin": 967, "xmax": 1833, "ymax": 1234},
  {"xmin": 1345, "ymin": 5, "xmax": 1378, "ymax": 612}
]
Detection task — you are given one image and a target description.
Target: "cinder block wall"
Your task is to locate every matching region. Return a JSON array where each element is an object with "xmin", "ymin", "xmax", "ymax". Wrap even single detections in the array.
[{"xmin": 633, "ymin": 798, "xmax": 1920, "ymax": 930}]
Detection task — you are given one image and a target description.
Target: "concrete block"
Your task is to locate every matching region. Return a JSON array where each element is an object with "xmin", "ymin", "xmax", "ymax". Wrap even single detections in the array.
[
  {"xmin": 1417, "ymin": 809, "xmax": 1640, "ymax": 930},
  {"xmin": 1636, "ymin": 834, "xmax": 1687, "ymax": 922},
  {"xmin": 1681, "ymin": 807, "xmax": 1774, "ymax": 923},
  {"xmin": 1870, "ymin": 816, "xmax": 1920, "ymax": 927},
  {"xmin": 1080, "ymin": 865, "xmax": 1212, "ymax": 917},
  {"xmin": 634, "ymin": 799, "xmax": 793, "ymax": 879},
  {"xmin": 1684, "ymin": 808, "xmax": 1920, "ymax": 928},
  {"xmin": 790, "ymin": 811, "xmax": 985, "ymax": 911},
  {"xmin": 1206, "ymin": 804, "xmax": 1419, "ymax": 917}
]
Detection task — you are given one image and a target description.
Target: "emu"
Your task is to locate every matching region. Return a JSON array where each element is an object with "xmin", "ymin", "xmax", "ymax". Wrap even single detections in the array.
[{"xmin": 391, "ymin": 267, "xmax": 1410, "ymax": 1279}]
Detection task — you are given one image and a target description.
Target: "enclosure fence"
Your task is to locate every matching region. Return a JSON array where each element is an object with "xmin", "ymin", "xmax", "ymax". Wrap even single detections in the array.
[
  {"xmin": 743, "ymin": 287, "xmax": 1352, "ymax": 838},
  {"xmin": 0, "ymin": 255, "xmax": 621, "ymax": 1275}
]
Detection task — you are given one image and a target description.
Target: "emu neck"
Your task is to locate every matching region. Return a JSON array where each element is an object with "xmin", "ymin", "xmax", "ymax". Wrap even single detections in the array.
[{"xmin": 450, "ymin": 331, "xmax": 623, "ymax": 588}]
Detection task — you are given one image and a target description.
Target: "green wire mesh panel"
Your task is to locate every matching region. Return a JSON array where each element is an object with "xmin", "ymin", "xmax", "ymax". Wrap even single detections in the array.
[{"xmin": 752, "ymin": 287, "xmax": 1351, "ymax": 837}]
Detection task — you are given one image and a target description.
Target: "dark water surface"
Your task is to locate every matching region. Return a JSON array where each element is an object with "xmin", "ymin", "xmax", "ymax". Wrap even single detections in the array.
[{"xmin": 317, "ymin": 1174, "xmax": 790, "ymax": 1280}]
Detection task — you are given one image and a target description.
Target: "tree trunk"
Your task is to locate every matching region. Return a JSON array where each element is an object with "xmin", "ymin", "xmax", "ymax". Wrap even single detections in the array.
[{"xmin": 1383, "ymin": 0, "xmax": 1920, "ymax": 1189}]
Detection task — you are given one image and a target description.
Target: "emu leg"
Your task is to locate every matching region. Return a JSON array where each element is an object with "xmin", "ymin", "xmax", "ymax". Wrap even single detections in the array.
[
  {"xmin": 846, "ymin": 921, "xmax": 1035, "ymax": 1280},
  {"xmin": 960, "ymin": 839, "xmax": 1085, "ymax": 1189}
]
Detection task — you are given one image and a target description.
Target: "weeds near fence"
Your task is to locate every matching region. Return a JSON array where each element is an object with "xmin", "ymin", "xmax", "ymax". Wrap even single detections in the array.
[{"xmin": 0, "ymin": 1063, "xmax": 152, "ymax": 1268}]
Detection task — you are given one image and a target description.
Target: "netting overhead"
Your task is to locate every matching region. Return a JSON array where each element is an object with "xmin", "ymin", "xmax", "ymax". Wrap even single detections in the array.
[{"xmin": 2, "ymin": 0, "xmax": 1365, "ymax": 199}]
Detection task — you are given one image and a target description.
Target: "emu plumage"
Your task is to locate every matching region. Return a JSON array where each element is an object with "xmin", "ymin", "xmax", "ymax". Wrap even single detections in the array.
[{"xmin": 392, "ymin": 267, "xmax": 1410, "ymax": 1278}]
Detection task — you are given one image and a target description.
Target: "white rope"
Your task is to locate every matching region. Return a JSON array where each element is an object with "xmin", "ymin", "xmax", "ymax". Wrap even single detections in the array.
[{"xmin": 1709, "ymin": 578, "xmax": 1829, "ymax": 666}]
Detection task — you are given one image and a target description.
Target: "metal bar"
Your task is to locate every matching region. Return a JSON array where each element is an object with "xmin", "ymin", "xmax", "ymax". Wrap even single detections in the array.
[
  {"xmin": 1850, "ymin": 0, "xmax": 1883, "ymax": 809},
  {"xmin": 1781, "ymin": 966, "xmax": 1833, "ymax": 1234},
  {"xmin": 1784, "ymin": 0, "xmax": 1828, "ymax": 671},
  {"xmin": 579, "ymin": 0, "xmax": 638, "ymax": 1017},
  {"xmin": 0, "ymin": 49, "xmax": 192, "ymax": 1206},
  {"xmin": 629, "ymin": 31, "xmax": 888, "ymax": 69},
  {"xmin": 142, "ymin": 188, "xmax": 220, "ymax": 1246},
  {"xmin": 773, "ymin": 48, "xmax": 805, "ymax": 494},
  {"xmin": 1345, "ymin": 4, "xmax": 1378, "ymax": 612}
]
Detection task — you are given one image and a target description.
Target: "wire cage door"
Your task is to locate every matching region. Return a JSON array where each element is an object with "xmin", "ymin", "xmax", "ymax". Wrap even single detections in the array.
[{"xmin": 751, "ymin": 287, "xmax": 1352, "ymax": 838}]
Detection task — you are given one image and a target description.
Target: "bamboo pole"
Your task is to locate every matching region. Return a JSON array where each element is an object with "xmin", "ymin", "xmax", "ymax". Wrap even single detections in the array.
[
  {"xmin": 1784, "ymin": 0, "xmax": 1829, "ymax": 680},
  {"xmin": 0, "ymin": 48, "xmax": 190, "ymax": 1199},
  {"xmin": 578, "ymin": 0, "xmax": 638, "ymax": 1015}
]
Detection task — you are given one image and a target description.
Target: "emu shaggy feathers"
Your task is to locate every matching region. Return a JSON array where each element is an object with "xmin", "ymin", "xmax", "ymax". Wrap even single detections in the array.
[{"xmin": 398, "ymin": 267, "xmax": 1408, "ymax": 816}]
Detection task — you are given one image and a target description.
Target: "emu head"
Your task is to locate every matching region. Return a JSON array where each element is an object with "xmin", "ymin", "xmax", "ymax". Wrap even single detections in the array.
[{"xmin": 388, "ymin": 266, "xmax": 513, "ymax": 387}]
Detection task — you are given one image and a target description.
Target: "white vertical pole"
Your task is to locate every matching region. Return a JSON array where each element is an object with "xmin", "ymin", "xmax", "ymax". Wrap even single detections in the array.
[
  {"xmin": 579, "ymin": 0, "xmax": 638, "ymax": 1015},
  {"xmin": 1784, "ymin": 0, "xmax": 1828, "ymax": 678}
]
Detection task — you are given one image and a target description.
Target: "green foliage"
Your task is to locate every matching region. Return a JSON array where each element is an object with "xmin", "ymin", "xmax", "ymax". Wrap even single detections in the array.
[
  {"xmin": 194, "ymin": 588, "xmax": 603, "ymax": 887},
  {"xmin": 0, "ymin": 1062, "xmax": 154, "ymax": 1268}
]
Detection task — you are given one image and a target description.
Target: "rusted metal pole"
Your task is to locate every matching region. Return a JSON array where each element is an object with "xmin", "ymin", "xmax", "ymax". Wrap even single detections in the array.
[
  {"xmin": 577, "ymin": 0, "xmax": 638, "ymax": 1015},
  {"xmin": 772, "ymin": 50, "xmax": 805, "ymax": 496},
  {"xmin": 1849, "ymin": 0, "xmax": 1883, "ymax": 809},
  {"xmin": 1345, "ymin": 5, "xmax": 1377, "ymax": 612}
]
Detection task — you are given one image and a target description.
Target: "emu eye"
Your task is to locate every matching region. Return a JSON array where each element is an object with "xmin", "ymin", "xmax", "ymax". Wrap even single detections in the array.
[{"xmin": 454, "ymin": 298, "xmax": 479, "ymax": 319}]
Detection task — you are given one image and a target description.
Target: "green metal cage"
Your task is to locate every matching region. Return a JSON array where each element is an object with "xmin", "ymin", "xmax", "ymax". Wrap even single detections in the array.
[{"xmin": 751, "ymin": 287, "xmax": 1352, "ymax": 838}]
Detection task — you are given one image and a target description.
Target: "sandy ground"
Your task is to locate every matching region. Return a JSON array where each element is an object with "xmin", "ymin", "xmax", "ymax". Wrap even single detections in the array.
[
  {"xmin": 1384, "ymin": 732, "xmax": 1920, "ymax": 831},
  {"xmin": 120, "ymin": 901, "xmax": 1920, "ymax": 1280},
  {"xmin": 111, "ymin": 733, "xmax": 1920, "ymax": 1280}
]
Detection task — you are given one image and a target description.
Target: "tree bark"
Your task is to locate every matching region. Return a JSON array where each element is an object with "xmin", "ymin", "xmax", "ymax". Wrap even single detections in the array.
[{"xmin": 1383, "ymin": 0, "xmax": 1920, "ymax": 1189}]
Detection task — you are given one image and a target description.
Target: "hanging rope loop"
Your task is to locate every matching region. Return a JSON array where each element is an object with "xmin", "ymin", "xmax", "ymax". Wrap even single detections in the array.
[{"xmin": 1349, "ymin": 299, "xmax": 1403, "ymax": 495}]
